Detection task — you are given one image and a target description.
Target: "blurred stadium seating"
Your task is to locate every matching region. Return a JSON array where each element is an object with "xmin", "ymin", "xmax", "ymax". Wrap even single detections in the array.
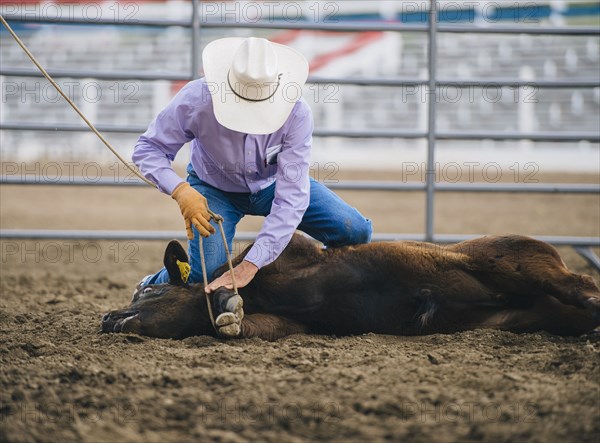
[{"xmin": 1, "ymin": 1, "xmax": 598, "ymax": 170}]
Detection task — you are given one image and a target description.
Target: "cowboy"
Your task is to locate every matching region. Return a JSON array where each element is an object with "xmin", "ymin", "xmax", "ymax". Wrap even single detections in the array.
[{"xmin": 133, "ymin": 37, "xmax": 372, "ymax": 293}]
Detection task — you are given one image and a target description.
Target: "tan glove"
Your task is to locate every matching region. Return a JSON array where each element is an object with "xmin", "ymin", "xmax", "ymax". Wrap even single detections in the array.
[{"xmin": 171, "ymin": 182, "xmax": 215, "ymax": 240}]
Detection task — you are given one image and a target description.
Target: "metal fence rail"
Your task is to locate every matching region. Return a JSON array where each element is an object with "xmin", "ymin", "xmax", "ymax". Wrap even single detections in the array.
[
  {"xmin": 2, "ymin": 122, "xmax": 599, "ymax": 142},
  {"xmin": 1, "ymin": 0, "xmax": 599, "ymax": 269},
  {"xmin": 2, "ymin": 177, "xmax": 600, "ymax": 194},
  {"xmin": 1, "ymin": 229, "xmax": 597, "ymax": 247},
  {"xmin": 3, "ymin": 10, "xmax": 600, "ymax": 35},
  {"xmin": 3, "ymin": 67, "xmax": 600, "ymax": 89}
]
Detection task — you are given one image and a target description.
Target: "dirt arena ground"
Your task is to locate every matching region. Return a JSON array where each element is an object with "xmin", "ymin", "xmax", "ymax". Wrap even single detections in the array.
[{"xmin": 1, "ymin": 169, "xmax": 599, "ymax": 443}]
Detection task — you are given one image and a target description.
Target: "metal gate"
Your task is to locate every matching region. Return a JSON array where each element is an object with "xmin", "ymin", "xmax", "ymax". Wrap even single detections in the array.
[{"xmin": 1, "ymin": 1, "xmax": 599, "ymax": 269}]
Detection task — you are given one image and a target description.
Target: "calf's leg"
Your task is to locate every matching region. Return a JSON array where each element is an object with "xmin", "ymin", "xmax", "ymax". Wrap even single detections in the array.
[
  {"xmin": 455, "ymin": 237, "xmax": 600, "ymax": 316},
  {"xmin": 240, "ymin": 314, "xmax": 307, "ymax": 341},
  {"xmin": 531, "ymin": 267, "xmax": 600, "ymax": 315},
  {"xmin": 480, "ymin": 294, "xmax": 599, "ymax": 336}
]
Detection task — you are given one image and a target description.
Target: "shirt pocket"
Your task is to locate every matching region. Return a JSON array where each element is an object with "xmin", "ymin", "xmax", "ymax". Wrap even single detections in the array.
[{"xmin": 265, "ymin": 143, "xmax": 283, "ymax": 166}]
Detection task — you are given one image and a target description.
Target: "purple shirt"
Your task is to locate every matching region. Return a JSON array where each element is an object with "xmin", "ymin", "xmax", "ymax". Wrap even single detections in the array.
[{"xmin": 132, "ymin": 78, "xmax": 313, "ymax": 269}]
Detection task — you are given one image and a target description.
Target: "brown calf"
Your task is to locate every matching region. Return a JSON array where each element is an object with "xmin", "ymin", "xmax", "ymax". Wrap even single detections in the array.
[{"xmin": 102, "ymin": 234, "xmax": 600, "ymax": 340}]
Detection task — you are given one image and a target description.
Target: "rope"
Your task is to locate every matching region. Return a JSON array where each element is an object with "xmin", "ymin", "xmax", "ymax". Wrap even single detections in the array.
[
  {"xmin": 0, "ymin": 14, "xmax": 155, "ymax": 188},
  {"xmin": 200, "ymin": 211, "xmax": 239, "ymax": 334},
  {"xmin": 212, "ymin": 212, "xmax": 239, "ymax": 295},
  {"xmin": 1, "ymin": 15, "xmax": 239, "ymax": 333},
  {"xmin": 198, "ymin": 236, "xmax": 217, "ymax": 332}
]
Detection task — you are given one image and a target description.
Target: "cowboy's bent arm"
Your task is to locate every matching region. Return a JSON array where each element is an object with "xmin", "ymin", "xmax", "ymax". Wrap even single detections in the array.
[
  {"xmin": 247, "ymin": 103, "xmax": 313, "ymax": 270},
  {"xmin": 207, "ymin": 102, "xmax": 313, "ymax": 293},
  {"xmin": 133, "ymin": 81, "xmax": 213, "ymax": 238}
]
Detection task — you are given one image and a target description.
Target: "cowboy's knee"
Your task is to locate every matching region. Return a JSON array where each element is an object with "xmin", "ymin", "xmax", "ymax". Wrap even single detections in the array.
[
  {"xmin": 331, "ymin": 216, "xmax": 372, "ymax": 246},
  {"xmin": 351, "ymin": 217, "xmax": 372, "ymax": 244}
]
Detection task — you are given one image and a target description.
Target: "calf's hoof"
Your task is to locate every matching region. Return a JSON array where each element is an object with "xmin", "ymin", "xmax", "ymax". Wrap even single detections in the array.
[
  {"xmin": 583, "ymin": 296, "xmax": 600, "ymax": 321},
  {"xmin": 216, "ymin": 312, "xmax": 242, "ymax": 338},
  {"xmin": 214, "ymin": 294, "xmax": 244, "ymax": 338}
]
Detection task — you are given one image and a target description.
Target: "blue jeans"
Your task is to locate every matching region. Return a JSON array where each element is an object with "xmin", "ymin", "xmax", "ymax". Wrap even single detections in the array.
[{"xmin": 146, "ymin": 165, "xmax": 372, "ymax": 284}]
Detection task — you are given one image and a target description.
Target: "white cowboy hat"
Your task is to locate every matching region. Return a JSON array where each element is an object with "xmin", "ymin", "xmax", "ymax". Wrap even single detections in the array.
[{"xmin": 202, "ymin": 37, "xmax": 309, "ymax": 135}]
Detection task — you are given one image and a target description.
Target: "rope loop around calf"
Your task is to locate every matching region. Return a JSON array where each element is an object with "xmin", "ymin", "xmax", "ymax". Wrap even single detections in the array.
[{"xmin": 201, "ymin": 210, "xmax": 240, "ymax": 334}]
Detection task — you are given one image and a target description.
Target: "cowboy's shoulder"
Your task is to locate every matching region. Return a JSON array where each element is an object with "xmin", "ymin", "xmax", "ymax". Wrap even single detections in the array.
[
  {"xmin": 175, "ymin": 78, "xmax": 212, "ymax": 105},
  {"xmin": 291, "ymin": 97, "xmax": 313, "ymax": 120}
]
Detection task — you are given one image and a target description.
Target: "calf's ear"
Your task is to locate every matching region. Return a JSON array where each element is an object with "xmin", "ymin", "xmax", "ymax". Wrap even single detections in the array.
[{"xmin": 164, "ymin": 240, "xmax": 190, "ymax": 286}]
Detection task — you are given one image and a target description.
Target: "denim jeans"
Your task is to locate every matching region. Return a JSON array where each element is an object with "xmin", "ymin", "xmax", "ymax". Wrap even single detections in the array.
[{"xmin": 146, "ymin": 165, "xmax": 372, "ymax": 285}]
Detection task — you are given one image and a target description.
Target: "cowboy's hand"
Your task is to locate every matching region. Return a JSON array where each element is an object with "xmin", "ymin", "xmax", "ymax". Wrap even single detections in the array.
[
  {"xmin": 206, "ymin": 260, "xmax": 258, "ymax": 293},
  {"xmin": 171, "ymin": 182, "xmax": 216, "ymax": 240}
]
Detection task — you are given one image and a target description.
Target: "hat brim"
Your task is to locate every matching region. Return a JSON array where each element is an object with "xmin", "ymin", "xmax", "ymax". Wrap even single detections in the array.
[{"xmin": 202, "ymin": 37, "xmax": 309, "ymax": 135}]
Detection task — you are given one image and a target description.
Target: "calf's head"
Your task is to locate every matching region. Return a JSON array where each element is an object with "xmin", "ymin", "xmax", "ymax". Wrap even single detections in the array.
[{"xmin": 101, "ymin": 240, "xmax": 234, "ymax": 339}]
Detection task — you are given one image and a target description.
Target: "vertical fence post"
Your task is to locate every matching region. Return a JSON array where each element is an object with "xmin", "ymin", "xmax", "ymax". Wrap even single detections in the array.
[
  {"xmin": 191, "ymin": 0, "xmax": 201, "ymax": 79},
  {"xmin": 425, "ymin": 0, "xmax": 438, "ymax": 242}
]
